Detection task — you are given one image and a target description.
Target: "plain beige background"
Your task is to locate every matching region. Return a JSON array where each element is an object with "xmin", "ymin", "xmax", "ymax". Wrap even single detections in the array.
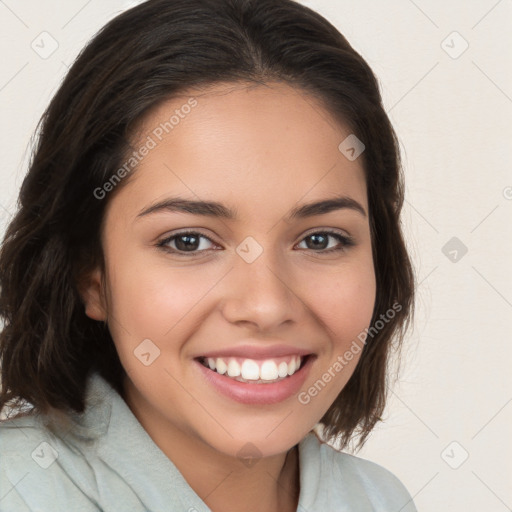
[{"xmin": 0, "ymin": 1, "xmax": 511, "ymax": 510}]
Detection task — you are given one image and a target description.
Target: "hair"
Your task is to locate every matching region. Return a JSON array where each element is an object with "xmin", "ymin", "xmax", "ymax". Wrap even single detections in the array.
[{"xmin": 0, "ymin": 0, "xmax": 414, "ymax": 450}]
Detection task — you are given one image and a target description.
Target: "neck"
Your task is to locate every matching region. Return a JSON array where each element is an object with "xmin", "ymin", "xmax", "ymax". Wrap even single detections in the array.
[
  {"xmin": 124, "ymin": 380, "xmax": 300, "ymax": 512},
  {"xmin": 180, "ymin": 436, "xmax": 300, "ymax": 512}
]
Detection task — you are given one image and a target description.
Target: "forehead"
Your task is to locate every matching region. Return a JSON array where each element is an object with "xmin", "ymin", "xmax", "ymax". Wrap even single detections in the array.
[{"xmin": 111, "ymin": 81, "xmax": 368, "ymax": 220}]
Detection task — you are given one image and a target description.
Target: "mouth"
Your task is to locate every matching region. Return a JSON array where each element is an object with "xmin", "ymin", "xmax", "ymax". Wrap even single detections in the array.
[
  {"xmin": 196, "ymin": 354, "xmax": 309, "ymax": 383},
  {"xmin": 193, "ymin": 353, "xmax": 315, "ymax": 404}
]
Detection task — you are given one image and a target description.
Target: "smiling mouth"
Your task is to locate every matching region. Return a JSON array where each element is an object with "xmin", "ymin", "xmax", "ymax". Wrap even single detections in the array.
[{"xmin": 196, "ymin": 355, "xmax": 310, "ymax": 384}]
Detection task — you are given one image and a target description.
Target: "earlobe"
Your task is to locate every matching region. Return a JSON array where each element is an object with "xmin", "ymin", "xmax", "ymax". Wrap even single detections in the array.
[{"xmin": 78, "ymin": 268, "xmax": 107, "ymax": 322}]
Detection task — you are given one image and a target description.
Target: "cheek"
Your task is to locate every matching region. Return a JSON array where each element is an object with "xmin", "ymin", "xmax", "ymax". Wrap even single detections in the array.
[
  {"xmin": 296, "ymin": 263, "xmax": 375, "ymax": 416},
  {"xmin": 307, "ymin": 261, "xmax": 376, "ymax": 347},
  {"xmin": 104, "ymin": 251, "xmax": 214, "ymax": 342}
]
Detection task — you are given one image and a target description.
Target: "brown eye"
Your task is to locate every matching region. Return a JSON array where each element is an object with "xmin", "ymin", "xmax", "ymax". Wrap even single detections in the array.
[
  {"xmin": 157, "ymin": 231, "xmax": 217, "ymax": 255},
  {"xmin": 297, "ymin": 231, "xmax": 354, "ymax": 253},
  {"xmin": 174, "ymin": 233, "xmax": 201, "ymax": 251}
]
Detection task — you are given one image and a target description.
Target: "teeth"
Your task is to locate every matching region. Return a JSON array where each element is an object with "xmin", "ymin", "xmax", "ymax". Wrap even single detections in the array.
[
  {"xmin": 227, "ymin": 359, "xmax": 241, "ymax": 377},
  {"xmin": 216, "ymin": 358, "xmax": 227, "ymax": 375},
  {"xmin": 288, "ymin": 356, "xmax": 301, "ymax": 375},
  {"xmin": 287, "ymin": 358, "xmax": 296, "ymax": 375},
  {"xmin": 202, "ymin": 355, "xmax": 304, "ymax": 382},
  {"xmin": 278, "ymin": 362, "xmax": 288, "ymax": 378},
  {"xmin": 241, "ymin": 359, "xmax": 260, "ymax": 380},
  {"xmin": 260, "ymin": 360, "xmax": 278, "ymax": 380}
]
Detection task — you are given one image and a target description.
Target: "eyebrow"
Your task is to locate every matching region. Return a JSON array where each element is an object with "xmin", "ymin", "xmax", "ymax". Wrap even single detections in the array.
[{"xmin": 136, "ymin": 195, "xmax": 367, "ymax": 221}]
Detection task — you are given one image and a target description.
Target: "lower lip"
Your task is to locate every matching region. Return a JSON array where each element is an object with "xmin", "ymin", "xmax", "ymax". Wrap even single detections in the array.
[{"xmin": 194, "ymin": 356, "xmax": 314, "ymax": 405}]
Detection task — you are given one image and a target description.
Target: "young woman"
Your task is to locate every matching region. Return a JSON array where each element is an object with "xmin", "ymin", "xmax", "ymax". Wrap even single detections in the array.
[{"xmin": 0, "ymin": 1, "xmax": 416, "ymax": 510}]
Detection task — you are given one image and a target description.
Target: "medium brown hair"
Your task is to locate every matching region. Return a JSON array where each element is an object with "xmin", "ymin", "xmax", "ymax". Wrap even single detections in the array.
[{"xmin": 0, "ymin": 0, "xmax": 415, "ymax": 450}]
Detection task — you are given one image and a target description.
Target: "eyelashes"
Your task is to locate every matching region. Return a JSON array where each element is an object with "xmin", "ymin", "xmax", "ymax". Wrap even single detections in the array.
[
  {"xmin": 295, "ymin": 231, "xmax": 355, "ymax": 253},
  {"xmin": 156, "ymin": 229, "xmax": 355, "ymax": 257},
  {"xmin": 158, "ymin": 231, "xmax": 217, "ymax": 254}
]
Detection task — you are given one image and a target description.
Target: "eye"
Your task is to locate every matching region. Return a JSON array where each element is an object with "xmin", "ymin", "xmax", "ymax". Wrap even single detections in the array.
[
  {"xmin": 296, "ymin": 230, "xmax": 354, "ymax": 254},
  {"xmin": 157, "ymin": 229, "xmax": 355, "ymax": 257},
  {"xmin": 157, "ymin": 231, "xmax": 218, "ymax": 255}
]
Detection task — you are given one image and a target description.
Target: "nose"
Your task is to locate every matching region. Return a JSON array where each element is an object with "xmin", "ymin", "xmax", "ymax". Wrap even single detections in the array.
[{"xmin": 220, "ymin": 250, "xmax": 303, "ymax": 332}]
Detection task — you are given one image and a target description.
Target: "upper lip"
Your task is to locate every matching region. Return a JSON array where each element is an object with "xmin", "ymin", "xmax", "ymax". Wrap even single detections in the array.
[{"xmin": 196, "ymin": 344, "xmax": 313, "ymax": 360}]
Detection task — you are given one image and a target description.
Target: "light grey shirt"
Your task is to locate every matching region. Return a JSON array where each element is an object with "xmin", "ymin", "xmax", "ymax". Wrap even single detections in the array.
[{"xmin": 0, "ymin": 372, "xmax": 417, "ymax": 511}]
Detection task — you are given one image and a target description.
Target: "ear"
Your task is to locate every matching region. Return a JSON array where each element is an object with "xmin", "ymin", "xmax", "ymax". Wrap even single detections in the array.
[{"xmin": 77, "ymin": 267, "xmax": 108, "ymax": 322}]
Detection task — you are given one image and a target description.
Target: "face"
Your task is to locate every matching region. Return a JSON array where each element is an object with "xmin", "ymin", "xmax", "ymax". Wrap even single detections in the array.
[{"xmin": 83, "ymin": 81, "xmax": 376, "ymax": 460}]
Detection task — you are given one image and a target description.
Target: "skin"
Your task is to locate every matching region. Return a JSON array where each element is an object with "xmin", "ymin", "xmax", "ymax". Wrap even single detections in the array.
[{"xmin": 81, "ymin": 81, "xmax": 376, "ymax": 512}]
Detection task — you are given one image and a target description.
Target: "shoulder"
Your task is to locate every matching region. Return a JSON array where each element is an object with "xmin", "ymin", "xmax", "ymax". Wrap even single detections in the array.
[
  {"xmin": 0, "ymin": 412, "xmax": 101, "ymax": 511},
  {"xmin": 333, "ymin": 448, "xmax": 417, "ymax": 510},
  {"xmin": 301, "ymin": 432, "xmax": 417, "ymax": 511}
]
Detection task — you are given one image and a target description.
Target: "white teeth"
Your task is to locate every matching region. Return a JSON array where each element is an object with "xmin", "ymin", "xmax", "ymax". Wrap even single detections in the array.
[
  {"xmin": 278, "ymin": 362, "xmax": 288, "ymax": 378},
  {"xmin": 260, "ymin": 360, "xmax": 279, "ymax": 380},
  {"xmin": 202, "ymin": 355, "xmax": 304, "ymax": 381},
  {"xmin": 241, "ymin": 359, "xmax": 260, "ymax": 380},
  {"xmin": 216, "ymin": 358, "xmax": 227, "ymax": 375},
  {"xmin": 287, "ymin": 358, "xmax": 296, "ymax": 375},
  {"xmin": 227, "ymin": 359, "xmax": 241, "ymax": 377}
]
